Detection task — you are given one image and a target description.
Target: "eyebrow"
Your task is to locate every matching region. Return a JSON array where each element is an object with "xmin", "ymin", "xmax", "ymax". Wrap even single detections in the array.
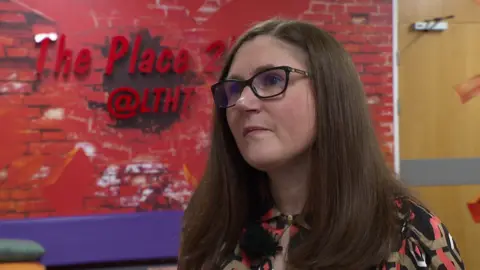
[{"xmin": 226, "ymin": 64, "xmax": 276, "ymax": 80}]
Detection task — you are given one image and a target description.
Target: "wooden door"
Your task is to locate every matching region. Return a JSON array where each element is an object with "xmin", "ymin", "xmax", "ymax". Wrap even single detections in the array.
[{"xmin": 398, "ymin": 0, "xmax": 480, "ymax": 268}]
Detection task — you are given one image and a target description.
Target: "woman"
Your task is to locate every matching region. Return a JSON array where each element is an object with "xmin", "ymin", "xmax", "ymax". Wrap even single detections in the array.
[{"xmin": 178, "ymin": 19, "xmax": 464, "ymax": 270}]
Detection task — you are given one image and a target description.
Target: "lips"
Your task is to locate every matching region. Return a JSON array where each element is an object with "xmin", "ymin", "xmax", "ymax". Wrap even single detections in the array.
[{"xmin": 242, "ymin": 126, "xmax": 270, "ymax": 136}]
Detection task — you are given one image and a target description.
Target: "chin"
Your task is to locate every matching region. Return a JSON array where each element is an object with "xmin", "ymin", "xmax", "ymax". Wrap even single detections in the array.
[{"xmin": 242, "ymin": 151, "xmax": 287, "ymax": 172}]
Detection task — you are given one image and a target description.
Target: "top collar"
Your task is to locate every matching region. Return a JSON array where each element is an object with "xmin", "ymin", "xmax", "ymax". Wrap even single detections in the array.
[{"xmin": 260, "ymin": 207, "xmax": 311, "ymax": 230}]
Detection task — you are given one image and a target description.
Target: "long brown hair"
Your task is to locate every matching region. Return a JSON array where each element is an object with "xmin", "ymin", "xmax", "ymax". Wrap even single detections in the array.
[{"xmin": 179, "ymin": 18, "xmax": 410, "ymax": 270}]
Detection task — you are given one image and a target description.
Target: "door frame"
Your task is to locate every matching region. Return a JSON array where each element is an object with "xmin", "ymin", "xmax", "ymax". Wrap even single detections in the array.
[{"xmin": 392, "ymin": 0, "xmax": 400, "ymax": 174}]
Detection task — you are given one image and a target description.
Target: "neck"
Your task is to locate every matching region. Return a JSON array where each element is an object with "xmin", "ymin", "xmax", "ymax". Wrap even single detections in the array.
[{"xmin": 267, "ymin": 158, "xmax": 309, "ymax": 215}]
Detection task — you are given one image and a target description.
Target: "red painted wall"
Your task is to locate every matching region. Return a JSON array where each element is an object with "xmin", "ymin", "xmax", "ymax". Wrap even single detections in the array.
[{"xmin": 0, "ymin": 0, "xmax": 393, "ymax": 219}]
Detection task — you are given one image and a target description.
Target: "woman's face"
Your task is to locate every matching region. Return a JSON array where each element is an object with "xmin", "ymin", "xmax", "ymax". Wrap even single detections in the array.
[{"xmin": 226, "ymin": 35, "xmax": 316, "ymax": 171}]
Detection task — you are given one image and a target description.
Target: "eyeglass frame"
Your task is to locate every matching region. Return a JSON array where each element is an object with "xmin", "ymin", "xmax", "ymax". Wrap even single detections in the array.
[{"xmin": 210, "ymin": 65, "xmax": 309, "ymax": 108}]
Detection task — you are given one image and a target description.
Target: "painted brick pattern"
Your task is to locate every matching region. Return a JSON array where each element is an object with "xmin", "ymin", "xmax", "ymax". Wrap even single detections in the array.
[
  {"xmin": 0, "ymin": 0, "xmax": 58, "ymax": 219},
  {"xmin": 0, "ymin": 0, "xmax": 393, "ymax": 219}
]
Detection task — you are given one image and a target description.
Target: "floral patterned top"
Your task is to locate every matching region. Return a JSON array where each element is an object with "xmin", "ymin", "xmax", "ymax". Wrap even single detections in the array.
[{"xmin": 221, "ymin": 198, "xmax": 465, "ymax": 270}]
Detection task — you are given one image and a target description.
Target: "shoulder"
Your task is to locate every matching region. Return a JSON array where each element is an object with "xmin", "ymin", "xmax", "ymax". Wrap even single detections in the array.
[{"xmin": 387, "ymin": 198, "xmax": 465, "ymax": 269}]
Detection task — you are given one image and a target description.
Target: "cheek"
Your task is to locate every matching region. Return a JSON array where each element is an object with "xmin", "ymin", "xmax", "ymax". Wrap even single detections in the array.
[
  {"xmin": 274, "ymin": 88, "xmax": 316, "ymax": 142},
  {"xmin": 226, "ymin": 110, "xmax": 238, "ymax": 134},
  {"xmin": 282, "ymin": 106, "xmax": 315, "ymax": 138}
]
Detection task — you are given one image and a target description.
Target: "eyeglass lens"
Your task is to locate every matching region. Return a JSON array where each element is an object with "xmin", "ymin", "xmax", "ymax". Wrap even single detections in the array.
[{"xmin": 213, "ymin": 68, "xmax": 288, "ymax": 108}]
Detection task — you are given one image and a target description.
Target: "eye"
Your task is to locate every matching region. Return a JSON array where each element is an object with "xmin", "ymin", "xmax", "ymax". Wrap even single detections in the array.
[
  {"xmin": 228, "ymin": 82, "xmax": 243, "ymax": 93},
  {"xmin": 260, "ymin": 73, "xmax": 284, "ymax": 86}
]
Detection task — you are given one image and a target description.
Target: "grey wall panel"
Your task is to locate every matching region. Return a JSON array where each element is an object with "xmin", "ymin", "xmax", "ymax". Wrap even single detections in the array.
[{"xmin": 400, "ymin": 158, "xmax": 480, "ymax": 186}]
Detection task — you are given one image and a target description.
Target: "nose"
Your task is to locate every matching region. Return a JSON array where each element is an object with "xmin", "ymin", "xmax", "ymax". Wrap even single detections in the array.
[{"xmin": 235, "ymin": 85, "xmax": 261, "ymax": 110}]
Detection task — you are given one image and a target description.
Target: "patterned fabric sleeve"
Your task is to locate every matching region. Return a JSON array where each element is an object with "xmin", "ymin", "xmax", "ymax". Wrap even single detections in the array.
[{"xmin": 401, "ymin": 200, "xmax": 465, "ymax": 269}]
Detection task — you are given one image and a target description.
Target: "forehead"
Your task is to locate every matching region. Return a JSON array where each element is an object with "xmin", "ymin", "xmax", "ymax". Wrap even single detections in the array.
[{"xmin": 228, "ymin": 35, "xmax": 306, "ymax": 78}]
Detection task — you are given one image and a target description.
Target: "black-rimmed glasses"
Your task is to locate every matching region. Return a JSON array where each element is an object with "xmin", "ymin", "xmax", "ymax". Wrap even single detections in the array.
[{"xmin": 211, "ymin": 66, "xmax": 309, "ymax": 108}]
